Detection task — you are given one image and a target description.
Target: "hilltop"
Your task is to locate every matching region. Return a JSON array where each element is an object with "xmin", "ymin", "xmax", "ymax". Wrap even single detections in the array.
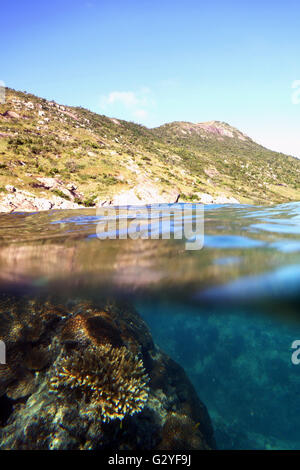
[{"xmin": 0, "ymin": 88, "xmax": 299, "ymax": 211}]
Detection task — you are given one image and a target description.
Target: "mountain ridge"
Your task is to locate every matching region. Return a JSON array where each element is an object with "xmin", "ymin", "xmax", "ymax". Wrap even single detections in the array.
[{"xmin": 0, "ymin": 87, "xmax": 299, "ymax": 212}]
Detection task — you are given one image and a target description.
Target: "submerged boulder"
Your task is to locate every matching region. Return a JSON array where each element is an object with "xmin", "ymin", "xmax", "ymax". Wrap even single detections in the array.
[{"xmin": 0, "ymin": 296, "xmax": 215, "ymax": 450}]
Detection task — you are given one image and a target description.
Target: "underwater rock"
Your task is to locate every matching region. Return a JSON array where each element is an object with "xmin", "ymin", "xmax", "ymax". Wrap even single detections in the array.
[{"xmin": 0, "ymin": 297, "xmax": 215, "ymax": 450}]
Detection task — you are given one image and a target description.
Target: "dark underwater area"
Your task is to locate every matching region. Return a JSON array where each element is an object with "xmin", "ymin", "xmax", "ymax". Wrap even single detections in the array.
[{"xmin": 1, "ymin": 202, "xmax": 300, "ymax": 449}]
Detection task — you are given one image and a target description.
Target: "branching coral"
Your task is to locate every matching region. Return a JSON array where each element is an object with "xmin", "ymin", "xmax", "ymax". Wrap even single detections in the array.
[{"xmin": 49, "ymin": 344, "xmax": 149, "ymax": 422}]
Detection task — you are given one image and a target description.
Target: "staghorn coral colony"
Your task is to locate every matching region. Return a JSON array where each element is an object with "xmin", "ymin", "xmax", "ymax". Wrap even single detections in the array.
[
  {"xmin": 50, "ymin": 344, "xmax": 149, "ymax": 423},
  {"xmin": 0, "ymin": 295, "xmax": 215, "ymax": 449}
]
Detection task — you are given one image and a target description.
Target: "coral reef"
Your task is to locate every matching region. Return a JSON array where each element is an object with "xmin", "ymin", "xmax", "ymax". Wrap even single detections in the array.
[{"xmin": 0, "ymin": 295, "xmax": 215, "ymax": 450}]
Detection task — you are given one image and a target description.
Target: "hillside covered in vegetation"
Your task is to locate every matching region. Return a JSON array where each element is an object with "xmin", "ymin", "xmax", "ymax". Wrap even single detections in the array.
[{"xmin": 0, "ymin": 88, "xmax": 299, "ymax": 211}]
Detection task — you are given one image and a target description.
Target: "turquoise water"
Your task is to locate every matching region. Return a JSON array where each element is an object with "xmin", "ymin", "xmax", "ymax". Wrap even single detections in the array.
[
  {"xmin": 137, "ymin": 301, "xmax": 300, "ymax": 449},
  {"xmin": 1, "ymin": 202, "xmax": 300, "ymax": 449}
]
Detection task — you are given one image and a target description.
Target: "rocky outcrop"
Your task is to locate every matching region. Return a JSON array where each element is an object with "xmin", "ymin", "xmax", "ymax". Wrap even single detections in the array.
[
  {"xmin": 214, "ymin": 195, "xmax": 239, "ymax": 204},
  {"xmin": 0, "ymin": 186, "xmax": 238, "ymax": 213},
  {"xmin": 155, "ymin": 120, "xmax": 249, "ymax": 142},
  {"xmin": 2, "ymin": 110, "xmax": 20, "ymax": 119},
  {"xmin": 0, "ymin": 297, "xmax": 215, "ymax": 450},
  {"xmin": 97, "ymin": 182, "xmax": 180, "ymax": 206},
  {"xmin": 198, "ymin": 193, "xmax": 239, "ymax": 204},
  {"xmin": 0, "ymin": 186, "xmax": 82, "ymax": 212},
  {"xmin": 0, "ymin": 182, "xmax": 238, "ymax": 212},
  {"xmin": 33, "ymin": 177, "xmax": 83, "ymax": 201}
]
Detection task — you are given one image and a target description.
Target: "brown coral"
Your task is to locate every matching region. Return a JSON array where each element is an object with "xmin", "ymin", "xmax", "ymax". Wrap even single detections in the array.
[
  {"xmin": 49, "ymin": 344, "xmax": 149, "ymax": 423},
  {"xmin": 61, "ymin": 311, "xmax": 124, "ymax": 348},
  {"xmin": 158, "ymin": 412, "xmax": 209, "ymax": 450}
]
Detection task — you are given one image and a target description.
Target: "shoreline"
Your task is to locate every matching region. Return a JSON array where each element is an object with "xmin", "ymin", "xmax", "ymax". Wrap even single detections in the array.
[{"xmin": 0, "ymin": 184, "xmax": 240, "ymax": 214}]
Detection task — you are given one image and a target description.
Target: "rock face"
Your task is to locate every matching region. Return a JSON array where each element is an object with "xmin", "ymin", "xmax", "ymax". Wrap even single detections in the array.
[{"xmin": 0, "ymin": 297, "xmax": 215, "ymax": 450}]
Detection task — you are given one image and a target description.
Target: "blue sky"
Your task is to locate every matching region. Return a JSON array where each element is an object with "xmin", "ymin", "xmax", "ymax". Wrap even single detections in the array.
[{"xmin": 2, "ymin": 0, "xmax": 300, "ymax": 157}]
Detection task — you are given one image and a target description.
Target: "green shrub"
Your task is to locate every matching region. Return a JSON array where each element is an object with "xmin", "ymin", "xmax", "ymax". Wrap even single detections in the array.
[
  {"xmin": 52, "ymin": 189, "xmax": 70, "ymax": 200},
  {"xmin": 83, "ymin": 195, "xmax": 97, "ymax": 207}
]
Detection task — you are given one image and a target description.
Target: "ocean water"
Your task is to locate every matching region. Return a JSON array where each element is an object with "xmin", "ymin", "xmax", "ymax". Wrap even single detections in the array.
[{"xmin": 1, "ymin": 202, "xmax": 300, "ymax": 449}]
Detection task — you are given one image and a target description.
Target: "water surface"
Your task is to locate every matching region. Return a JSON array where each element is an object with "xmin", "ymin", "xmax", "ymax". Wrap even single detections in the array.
[{"xmin": 1, "ymin": 202, "xmax": 300, "ymax": 449}]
